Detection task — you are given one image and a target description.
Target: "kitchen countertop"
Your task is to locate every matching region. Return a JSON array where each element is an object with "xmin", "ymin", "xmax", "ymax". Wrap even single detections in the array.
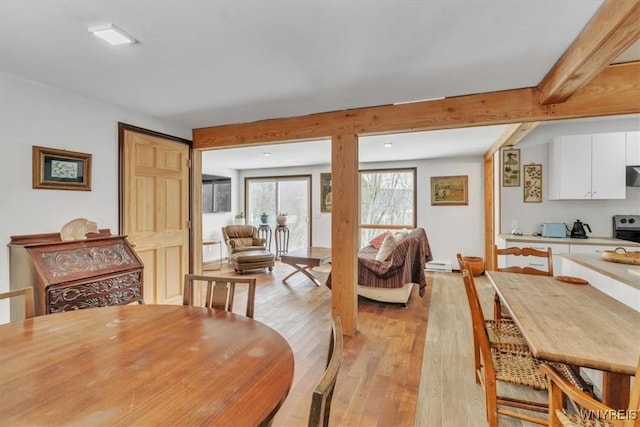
[
  {"xmin": 497, "ymin": 234, "xmax": 640, "ymax": 247},
  {"xmin": 560, "ymin": 253, "xmax": 640, "ymax": 289}
]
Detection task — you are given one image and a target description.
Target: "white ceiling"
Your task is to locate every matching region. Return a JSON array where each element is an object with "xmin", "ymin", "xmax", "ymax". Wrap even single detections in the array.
[{"xmin": 3, "ymin": 0, "xmax": 637, "ymax": 169}]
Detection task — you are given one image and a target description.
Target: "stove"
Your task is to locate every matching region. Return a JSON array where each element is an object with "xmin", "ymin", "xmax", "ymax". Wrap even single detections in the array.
[{"xmin": 612, "ymin": 215, "xmax": 640, "ymax": 243}]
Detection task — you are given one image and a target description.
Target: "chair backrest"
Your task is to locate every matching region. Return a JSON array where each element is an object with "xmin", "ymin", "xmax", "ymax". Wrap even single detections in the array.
[
  {"xmin": 309, "ymin": 316, "xmax": 343, "ymax": 427},
  {"xmin": 493, "ymin": 245, "xmax": 554, "ymax": 276},
  {"xmin": 183, "ymin": 274, "xmax": 256, "ymax": 318},
  {"xmin": 221, "ymin": 225, "xmax": 263, "ymax": 253},
  {"xmin": 460, "ymin": 266, "xmax": 495, "ymax": 380},
  {"xmin": 0, "ymin": 287, "xmax": 35, "ymax": 320}
]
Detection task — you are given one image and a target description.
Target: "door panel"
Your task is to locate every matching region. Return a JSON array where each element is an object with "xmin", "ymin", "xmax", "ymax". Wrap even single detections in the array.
[{"xmin": 123, "ymin": 128, "xmax": 190, "ymax": 305}]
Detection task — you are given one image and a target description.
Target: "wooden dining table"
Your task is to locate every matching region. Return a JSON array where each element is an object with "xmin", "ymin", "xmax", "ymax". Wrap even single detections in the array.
[
  {"xmin": 0, "ymin": 304, "xmax": 295, "ymax": 425},
  {"xmin": 486, "ymin": 271, "xmax": 640, "ymax": 410}
]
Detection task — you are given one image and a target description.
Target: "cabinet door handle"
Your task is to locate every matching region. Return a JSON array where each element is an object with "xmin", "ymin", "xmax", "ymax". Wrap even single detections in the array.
[{"xmin": 529, "ymin": 263, "xmax": 545, "ymax": 267}]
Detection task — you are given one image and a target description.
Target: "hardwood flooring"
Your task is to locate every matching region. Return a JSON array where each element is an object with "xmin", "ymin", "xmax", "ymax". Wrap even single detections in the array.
[{"xmin": 202, "ymin": 263, "xmax": 545, "ymax": 426}]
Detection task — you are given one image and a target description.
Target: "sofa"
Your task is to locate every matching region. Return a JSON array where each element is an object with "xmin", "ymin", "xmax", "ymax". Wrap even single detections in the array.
[{"xmin": 326, "ymin": 227, "xmax": 433, "ymax": 306}]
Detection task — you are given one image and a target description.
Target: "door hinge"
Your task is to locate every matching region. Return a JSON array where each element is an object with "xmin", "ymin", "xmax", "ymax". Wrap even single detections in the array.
[
  {"xmin": 187, "ymin": 220, "xmax": 192, "ymax": 229},
  {"xmin": 188, "ymin": 159, "xmax": 192, "ymax": 168}
]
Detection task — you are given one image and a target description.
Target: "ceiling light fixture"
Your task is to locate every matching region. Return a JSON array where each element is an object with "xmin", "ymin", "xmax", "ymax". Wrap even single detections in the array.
[
  {"xmin": 384, "ymin": 142, "xmax": 393, "ymax": 148},
  {"xmin": 88, "ymin": 23, "xmax": 136, "ymax": 45}
]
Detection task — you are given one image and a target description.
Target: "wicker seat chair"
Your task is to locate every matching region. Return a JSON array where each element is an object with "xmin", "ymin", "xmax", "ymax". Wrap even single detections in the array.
[
  {"xmin": 457, "ymin": 253, "xmax": 529, "ymax": 381},
  {"xmin": 541, "ymin": 359, "xmax": 640, "ymax": 427},
  {"xmin": 460, "ymin": 267, "xmax": 589, "ymax": 427},
  {"xmin": 492, "ymin": 245, "xmax": 554, "ymax": 320},
  {"xmin": 308, "ymin": 316, "xmax": 343, "ymax": 427}
]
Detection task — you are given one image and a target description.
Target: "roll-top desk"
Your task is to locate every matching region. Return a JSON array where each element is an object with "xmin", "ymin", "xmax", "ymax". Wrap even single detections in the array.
[{"xmin": 8, "ymin": 230, "xmax": 144, "ymax": 319}]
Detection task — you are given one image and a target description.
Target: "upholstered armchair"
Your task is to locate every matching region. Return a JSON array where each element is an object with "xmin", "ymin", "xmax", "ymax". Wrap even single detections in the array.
[{"xmin": 221, "ymin": 225, "xmax": 267, "ymax": 256}]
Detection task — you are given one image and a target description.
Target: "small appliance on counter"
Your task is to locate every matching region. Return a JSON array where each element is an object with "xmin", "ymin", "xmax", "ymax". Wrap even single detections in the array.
[
  {"xmin": 541, "ymin": 222, "xmax": 568, "ymax": 238},
  {"xmin": 570, "ymin": 219, "xmax": 591, "ymax": 239}
]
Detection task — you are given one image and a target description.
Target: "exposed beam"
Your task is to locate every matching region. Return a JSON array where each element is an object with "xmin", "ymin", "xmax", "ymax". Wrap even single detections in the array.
[
  {"xmin": 538, "ymin": 0, "xmax": 640, "ymax": 105},
  {"xmin": 193, "ymin": 62, "xmax": 640, "ymax": 149},
  {"xmin": 484, "ymin": 122, "xmax": 540, "ymax": 161}
]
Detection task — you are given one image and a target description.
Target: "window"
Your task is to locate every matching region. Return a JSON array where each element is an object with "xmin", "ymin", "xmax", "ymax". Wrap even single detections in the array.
[
  {"xmin": 360, "ymin": 168, "xmax": 416, "ymax": 245},
  {"xmin": 245, "ymin": 176, "xmax": 311, "ymax": 252}
]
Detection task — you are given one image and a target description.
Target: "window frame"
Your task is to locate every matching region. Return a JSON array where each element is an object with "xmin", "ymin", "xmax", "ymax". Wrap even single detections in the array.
[{"xmin": 359, "ymin": 167, "xmax": 417, "ymax": 231}]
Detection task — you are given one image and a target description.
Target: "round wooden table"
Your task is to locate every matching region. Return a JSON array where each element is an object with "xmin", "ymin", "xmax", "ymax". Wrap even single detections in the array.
[{"xmin": 0, "ymin": 305, "xmax": 295, "ymax": 425}]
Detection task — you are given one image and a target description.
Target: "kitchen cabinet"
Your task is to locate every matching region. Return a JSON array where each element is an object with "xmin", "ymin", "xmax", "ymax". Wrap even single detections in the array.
[
  {"xmin": 548, "ymin": 132, "xmax": 626, "ymax": 200},
  {"xmin": 627, "ymin": 131, "xmax": 640, "ymax": 166}
]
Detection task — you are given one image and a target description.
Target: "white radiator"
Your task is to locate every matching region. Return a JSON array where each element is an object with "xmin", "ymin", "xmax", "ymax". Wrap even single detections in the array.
[{"xmin": 425, "ymin": 260, "xmax": 452, "ymax": 272}]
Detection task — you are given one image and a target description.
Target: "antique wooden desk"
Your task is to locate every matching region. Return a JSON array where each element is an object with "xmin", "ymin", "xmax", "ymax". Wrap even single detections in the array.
[
  {"xmin": 486, "ymin": 270, "xmax": 640, "ymax": 410},
  {"xmin": 0, "ymin": 305, "xmax": 294, "ymax": 425}
]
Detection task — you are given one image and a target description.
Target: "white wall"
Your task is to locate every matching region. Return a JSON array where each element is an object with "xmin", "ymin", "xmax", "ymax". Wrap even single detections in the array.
[
  {"xmin": 0, "ymin": 73, "xmax": 190, "ymax": 295},
  {"xmin": 501, "ymin": 116, "xmax": 640, "ymax": 236},
  {"xmin": 211, "ymin": 156, "xmax": 486, "ymax": 268}
]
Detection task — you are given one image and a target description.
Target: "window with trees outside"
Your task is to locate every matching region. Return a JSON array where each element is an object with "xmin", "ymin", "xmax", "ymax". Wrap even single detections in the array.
[{"xmin": 360, "ymin": 168, "xmax": 416, "ymax": 247}]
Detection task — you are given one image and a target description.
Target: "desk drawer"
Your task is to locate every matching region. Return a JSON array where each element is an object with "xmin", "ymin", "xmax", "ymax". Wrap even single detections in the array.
[{"xmin": 47, "ymin": 270, "xmax": 143, "ymax": 313}]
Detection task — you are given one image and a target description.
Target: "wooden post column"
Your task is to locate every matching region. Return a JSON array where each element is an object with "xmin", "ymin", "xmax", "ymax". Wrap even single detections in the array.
[{"xmin": 331, "ymin": 134, "xmax": 359, "ymax": 336}]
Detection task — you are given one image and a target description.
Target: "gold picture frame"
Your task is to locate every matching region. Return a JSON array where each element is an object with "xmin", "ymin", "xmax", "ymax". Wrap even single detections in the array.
[
  {"xmin": 32, "ymin": 146, "xmax": 92, "ymax": 191},
  {"xmin": 320, "ymin": 172, "xmax": 332, "ymax": 212},
  {"xmin": 523, "ymin": 164, "xmax": 542, "ymax": 203},
  {"xmin": 502, "ymin": 148, "xmax": 520, "ymax": 187},
  {"xmin": 431, "ymin": 175, "xmax": 468, "ymax": 206}
]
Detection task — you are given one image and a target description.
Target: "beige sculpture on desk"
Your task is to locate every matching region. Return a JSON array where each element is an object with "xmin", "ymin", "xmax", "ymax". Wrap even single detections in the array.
[{"xmin": 60, "ymin": 218, "xmax": 98, "ymax": 241}]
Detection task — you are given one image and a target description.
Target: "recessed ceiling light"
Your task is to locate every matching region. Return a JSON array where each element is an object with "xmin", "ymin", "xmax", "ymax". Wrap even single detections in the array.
[
  {"xmin": 88, "ymin": 23, "xmax": 136, "ymax": 45},
  {"xmin": 384, "ymin": 142, "xmax": 393, "ymax": 148},
  {"xmin": 263, "ymin": 152, "xmax": 271, "ymax": 157}
]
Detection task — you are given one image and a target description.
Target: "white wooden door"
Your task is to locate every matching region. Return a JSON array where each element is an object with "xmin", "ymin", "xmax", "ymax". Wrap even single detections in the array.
[{"xmin": 123, "ymin": 128, "xmax": 190, "ymax": 304}]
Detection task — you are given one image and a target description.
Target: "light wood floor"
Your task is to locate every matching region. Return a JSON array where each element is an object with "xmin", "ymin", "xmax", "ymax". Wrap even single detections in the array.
[{"xmin": 202, "ymin": 263, "xmax": 546, "ymax": 426}]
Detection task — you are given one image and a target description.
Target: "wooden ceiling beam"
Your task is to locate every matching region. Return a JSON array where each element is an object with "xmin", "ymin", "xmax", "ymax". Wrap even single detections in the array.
[
  {"xmin": 193, "ymin": 62, "xmax": 640, "ymax": 149},
  {"xmin": 537, "ymin": 0, "xmax": 640, "ymax": 105},
  {"xmin": 483, "ymin": 122, "xmax": 540, "ymax": 161}
]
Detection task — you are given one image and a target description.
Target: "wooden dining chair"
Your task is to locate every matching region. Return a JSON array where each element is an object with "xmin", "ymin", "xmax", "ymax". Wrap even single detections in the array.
[
  {"xmin": 493, "ymin": 245, "xmax": 554, "ymax": 320},
  {"xmin": 308, "ymin": 316, "xmax": 343, "ymax": 427},
  {"xmin": 541, "ymin": 359, "xmax": 640, "ymax": 427},
  {"xmin": 460, "ymin": 267, "xmax": 588, "ymax": 427},
  {"xmin": 457, "ymin": 253, "xmax": 530, "ymax": 381},
  {"xmin": 0, "ymin": 287, "xmax": 35, "ymax": 321},
  {"xmin": 183, "ymin": 274, "xmax": 256, "ymax": 318}
]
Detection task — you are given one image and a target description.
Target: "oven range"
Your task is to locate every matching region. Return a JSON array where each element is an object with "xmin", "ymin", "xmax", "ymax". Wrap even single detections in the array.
[{"xmin": 612, "ymin": 215, "xmax": 640, "ymax": 244}]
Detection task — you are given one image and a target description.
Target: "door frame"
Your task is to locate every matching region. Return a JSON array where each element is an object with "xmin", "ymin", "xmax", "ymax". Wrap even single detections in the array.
[{"xmin": 117, "ymin": 122, "xmax": 195, "ymax": 272}]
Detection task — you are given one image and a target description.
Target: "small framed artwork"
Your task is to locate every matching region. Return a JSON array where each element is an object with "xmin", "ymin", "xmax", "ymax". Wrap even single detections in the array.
[
  {"xmin": 32, "ymin": 146, "xmax": 92, "ymax": 191},
  {"xmin": 320, "ymin": 172, "xmax": 332, "ymax": 212},
  {"xmin": 431, "ymin": 175, "xmax": 468, "ymax": 206},
  {"xmin": 523, "ymin": 164, "xmax": 542, "ymax": 203},
  {"xmin": 502, "ymin": 148, "xmax": 520, "ymax": 187}
]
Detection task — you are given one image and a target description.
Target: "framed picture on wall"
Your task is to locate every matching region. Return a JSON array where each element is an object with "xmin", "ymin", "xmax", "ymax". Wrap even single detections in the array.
[
  {"xmin": 523, "ymin": 164, "xmax": 542, "ymax": 203},
  {"xmin": 320, "ymin": 173, "xmax": 332, "ymax": 212},
  {"xmin": 32, "ymin": 146, "xmax": 92, "ymax": 191},
  {"xmin": 502, "ymin": 148, "xmax": 520, "ymax": 187},
  {"xmin": 430, "ymin": 175, "xmax": 468, "ymax": 206}
]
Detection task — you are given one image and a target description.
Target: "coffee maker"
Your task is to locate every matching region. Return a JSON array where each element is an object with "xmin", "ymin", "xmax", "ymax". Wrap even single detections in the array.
[{"xmin": 570, "ymin": 220, "xmax": 591, "ymax": 239}]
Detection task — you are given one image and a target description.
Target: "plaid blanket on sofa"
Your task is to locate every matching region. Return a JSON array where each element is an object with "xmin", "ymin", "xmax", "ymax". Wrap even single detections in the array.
[{"xmin": 326, "ymin": 227, "xmax": 433, "ymax": 297}]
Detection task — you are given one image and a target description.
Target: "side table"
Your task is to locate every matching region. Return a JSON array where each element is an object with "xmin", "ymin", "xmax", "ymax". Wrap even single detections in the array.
[
  {"xmin": 258, "ymin": 224, "xmax": 272, "ymax": 251},
  {"xmin": 203, "ymin": 239, "xmax": 222, "ymax": 270},
  {"xmin": 275, "ymin": 225, "xmax": 290, "ymax": 259}
]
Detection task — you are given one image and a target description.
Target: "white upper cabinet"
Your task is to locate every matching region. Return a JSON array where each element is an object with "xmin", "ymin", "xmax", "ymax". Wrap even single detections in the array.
[
  {"xmin": 627, "ymin": 131, "xmax": 640, "ymax": 166},
  {"xmin": 548, "ymin": 132, "xmax": 626, "ymax": 200}
]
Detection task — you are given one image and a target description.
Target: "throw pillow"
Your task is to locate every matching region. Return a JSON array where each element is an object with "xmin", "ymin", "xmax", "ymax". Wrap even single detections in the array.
[
  {"xmin": 393, "ymin": 228, "xmax": 409, "ymax": 245},
  {"xmin": 369, "ymin": 231, "xmax": 391, "ymax": 249},
  {"xmin": 375, "ymin": 234, "xmax": 396, "ymax": 261}
]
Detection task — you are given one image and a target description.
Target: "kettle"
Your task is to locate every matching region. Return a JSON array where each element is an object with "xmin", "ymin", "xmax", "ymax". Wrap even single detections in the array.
[{"xmin": 570, "ymin": 220, "xmax": 591, "ymax": 239}]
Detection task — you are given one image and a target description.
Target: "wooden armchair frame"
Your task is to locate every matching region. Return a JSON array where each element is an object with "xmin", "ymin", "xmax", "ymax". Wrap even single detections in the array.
[
  {"xmin": 309, "ymin": 316, "xmax": 343, "ymax": 427},
  {"xmin": 0, "ymin": 287, "xmax": 34, "ymax": 320},
  {"xmin": 541, "ymin": 360, "xmax": 640, "ymax": 427},
  {"xmin": 183, "ymin": 274, "xmax": 256, "ymax": 318}
]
